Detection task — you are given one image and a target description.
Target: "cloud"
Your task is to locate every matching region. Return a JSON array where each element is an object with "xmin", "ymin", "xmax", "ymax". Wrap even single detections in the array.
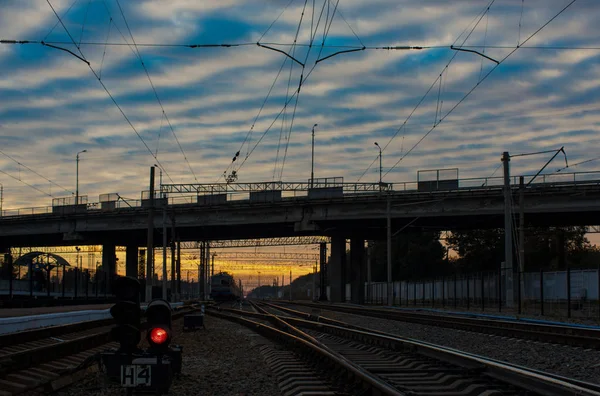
[{"xmin": 0, "ymin": 0, "xmax": 598, "ymax": 212}]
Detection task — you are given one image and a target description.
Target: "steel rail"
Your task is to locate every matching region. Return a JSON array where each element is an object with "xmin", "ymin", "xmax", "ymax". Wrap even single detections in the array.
[
  {"xmin": 280, "ymin": 301, "xmax": 600, "ymax": 349},
  {"xmin": 0, "ymin": 306, "xmax": 194, "ymax": 395},
  {"xmin": 246, "ymin": 301, "xmax": 600, "ymax": 396},
  {"xmin": 206, "ymin": 306, "xmax": 403, "ymax": 396}
]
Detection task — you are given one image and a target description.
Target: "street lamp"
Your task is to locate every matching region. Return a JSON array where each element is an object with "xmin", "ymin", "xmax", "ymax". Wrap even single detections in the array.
[
  {"xmin": 374, "ymin": 142, "xmax": 382, "ymax": 187},
  {"xmin": 310, "ymin": 124, "xmax": 318, "ymax": 188},
  {"xmin": 75, "ymin": 150, "xmax": 87, "ymax": 205}
]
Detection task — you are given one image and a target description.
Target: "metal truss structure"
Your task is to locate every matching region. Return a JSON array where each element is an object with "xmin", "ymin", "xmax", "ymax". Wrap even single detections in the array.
[
  {"xmin": 193, "ymin": 252, "xmax": 318, "ymax": 262},
  {"xmin": 159, "ymin": 179, "xmax": 390, "ymax": 194},
  {"xmin": 180, "ymin": 236, "xmax": 330, "ymax": 249},
  {"xmin": 11, "ymin": 246, "xmax": 106, "ymax": 255},
  {"xmin": 210, "ymin": 263, "xmax": 315, "ymax": 270},
  {"xmin": 585, "ymin": 226, "xmax": 600, "ymax": 234}
]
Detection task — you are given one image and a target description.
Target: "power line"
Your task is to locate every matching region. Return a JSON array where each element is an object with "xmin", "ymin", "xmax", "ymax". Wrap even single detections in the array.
[
  {"xmin": 357, "ymin": 0, "xmax": 496, "ymax": 182},
  {"xmin": 0, "ymin": 169, "xmax": 54, "ymax": 198},
  {"xmin": 4, "ymin": 39, "xmax": 600, "ymax": 51},
  {"xmin": 384, "ymin": 0, "xmax": 579, "ymax": 177},
  {"xmin": 114, "ymin": 0, "xmax": 198, "ymax": 182},
  {"xmin": 233, "ymin": 0, "xmax": 361, "ymax": 177},
  {"xmin": 553, "ymin": 156, "xmax": 600, "ymax": 173},
  {"xmin": 258, "ymin": 0, "xmax": 297, "ymax": 42},
  {"xmin": 43, "ymin": 0, "xmax": 175, "ymax": 183},
  {"xmin": 0, "ymin": 149, "xmax": 72, "ymax": 193}
]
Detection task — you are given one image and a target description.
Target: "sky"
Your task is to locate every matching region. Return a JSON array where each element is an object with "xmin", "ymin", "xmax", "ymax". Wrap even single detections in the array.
[
  {"xmin": 1, "ymin": 1, "xmax": 600, "ymax": 283},
  {"xmin": 1, "ymin": 0, "xmax": 599, "ymax": 209}
]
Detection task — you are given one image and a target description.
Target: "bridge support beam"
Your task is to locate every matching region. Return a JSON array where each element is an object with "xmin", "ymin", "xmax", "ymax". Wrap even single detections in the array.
[
  {"xmin": 102, "ymin": 243, "xmax": 116, "ymax": 294},
  {"xmin": 350, "ymin": 239, "xmax": 365, "ymax": 304},
  {"xmin": 125, "ymin": 245, "xmax": 138, "ymax": 279},
  {"xmin": 329, "ymin": 235, "xmax": 346, "ymax": 303}
]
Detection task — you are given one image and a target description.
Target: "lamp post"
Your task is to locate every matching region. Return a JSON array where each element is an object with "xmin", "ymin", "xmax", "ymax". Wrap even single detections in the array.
[
  {"xmin": 75, "ymin": 150, "xmax": 87, "ymax": 205},
  {"xmin": 374, "ymin": 142, "xmax": 382, "ymax": 187},
  {"xmin": 310, "ymin": 123, "xmax": 318, "ymax": 188}
]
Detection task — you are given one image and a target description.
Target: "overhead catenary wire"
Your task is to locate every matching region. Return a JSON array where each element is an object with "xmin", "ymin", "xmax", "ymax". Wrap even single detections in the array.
[
  {"xmin": 3, "ymin": 39, "xmax": 599, "ymax": 52},
  {"xmin": 78, "ymin": 0, "xmax": 93, "ymax": 47},
  {"xmin": 273, "ymin": 0, "xmax": 309, "ymax": 180},
  {"xmin": 44, "ymin": 0, "xmax": 175, "ymax": 184},
  {"xmin": 218, "ymin": 55, "xmax": 290, "ymax": 183},
  {"xmin": 357, "ymin": 0, "xmax": 497, "ymax": 182},
  {"xmin": 0, "ymin": 149, "xmax": 72, "ymax": 194},
  {"xmin": 383, "ymin": 0, "xmax": 579, "ymax": 178},
  {"xmin": 114, "ymin": 0, "xmax": 198, "ymax": 182},
  {"xmin": 42, "ymin": 0, "xmax": 78, "ymax": 42},
  {"xmin": 231, "ymin": 0, "xmax": 364, "ymax": 180},
  {"xmin": 279, "ymin": 0, "xmax": 330, "ymax": 180},
  {"xmin": 0, "ymin": 169, "xmax": 54, "ymax": 198},
  {"xmin": 553, "ymin": 156, "xmax": 600, "ymax": 173}
]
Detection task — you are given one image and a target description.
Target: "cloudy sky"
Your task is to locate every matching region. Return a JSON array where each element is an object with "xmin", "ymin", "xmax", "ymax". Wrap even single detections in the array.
[{"xmin": 0, "ymin": 0, "xmax": 599, "ymax": 210}]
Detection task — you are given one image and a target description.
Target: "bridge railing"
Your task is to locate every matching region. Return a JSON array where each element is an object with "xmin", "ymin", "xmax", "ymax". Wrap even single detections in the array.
[{"xmin": 2, "ymin": 171, "xmax": 600, "ymax": 218}]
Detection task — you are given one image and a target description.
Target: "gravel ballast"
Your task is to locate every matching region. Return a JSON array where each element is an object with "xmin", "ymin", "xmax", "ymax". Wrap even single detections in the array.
[
  {"xmin": 287, "ymin": 303, "xmax": 600, "ymax": 385},
  {"xmin": 58, "ymin": 314, "xmax": 282, "ymax": 396}
]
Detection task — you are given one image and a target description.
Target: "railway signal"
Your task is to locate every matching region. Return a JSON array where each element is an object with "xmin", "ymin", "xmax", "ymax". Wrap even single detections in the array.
[
  {"xmin": 110, "ymin": 276, "xmax": 142, "ymax": 352},
  {"xmin": 146, "ymin": 299, "xmax": 173, "ymax": 352},
  {"xmin": 102, "ymin": 280, "xmax": 182, "ymax": 394}
]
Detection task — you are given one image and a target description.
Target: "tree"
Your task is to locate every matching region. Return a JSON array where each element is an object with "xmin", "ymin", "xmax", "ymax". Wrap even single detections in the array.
[
  {"xmin": 447, "ymin": 226, "xmax": 594, "ymax": 272},
  {"xmin": 446, "ymin": 229, "xmax": 504, "ymax": 273},
  {"xmin": 370, "ymin": 231, "xmax": 446, "ymax": 281},
  {"xmin": 0, "ymin": 256, "xmax": 18, "ymax": 280}
]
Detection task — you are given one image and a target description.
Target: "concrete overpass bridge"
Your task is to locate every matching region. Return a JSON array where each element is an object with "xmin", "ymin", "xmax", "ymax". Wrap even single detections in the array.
[{"xmin": 1, "ymin": 171, "xmax": 600, "ymax": 302}]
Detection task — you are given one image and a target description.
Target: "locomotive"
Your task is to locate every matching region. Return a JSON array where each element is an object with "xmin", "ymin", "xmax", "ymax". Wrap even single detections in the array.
[{"xmin": 209, "ymin": 272, "xmax": 242, "ymax": 301}]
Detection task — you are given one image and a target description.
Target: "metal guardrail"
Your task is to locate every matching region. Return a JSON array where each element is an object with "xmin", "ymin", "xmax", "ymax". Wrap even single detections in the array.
[{"xmin": 1, "ymin": 171, "xmax": 600, "ymax": 219}]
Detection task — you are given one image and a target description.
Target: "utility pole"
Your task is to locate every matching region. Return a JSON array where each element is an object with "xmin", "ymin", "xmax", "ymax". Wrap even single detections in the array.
[
  {"xmin": 319, "ymin": 242, "xmax": 327, "ymax": 301},
  {"xmin": 161, "ymin": 168, "xmax": 167, "ymax": 300},
  {"xmin": 387, "ymin": 197, "xmax": 393, "ymax": 305},
  {"xmin": 176, "ymin": 239, "xmax": 181, "ymax": 302},
  {"xmin": 502, "ymin": 151, "xmax": 514, "ymax": 307},
  {"xmin": 75, "ymin": 149, "xmax": 87, "ymax": 205},
  {"xmin": 199, "ymin": 242, "xmax": 205, "ymax": 300},
  {"xmin": 211, "ymin": 253, "xmax": 215, "ymax": 277},
  {"xmin": 367, "ymin": 241, "xmax": 372, "ymax": 303},
  {"xmin": 145, "ymin": 166, "xmax": 155, "ymax": 302},
  {"xmin": 311, "ymin": 124, "xmax": 318, "ymax": 188},
  {"xmin": 0, "ymin": 183, "xmax": 3, "ymax": 216},
  {"xmin": 519, "ymin": 176, "xmax": 525, "ymax": 312},
  {"xmin": 312, "ymin": 261, "xmax": 316, "ymax": 301},
  {"xmin": 518, "ymin": 176, "xmax": 525, "ymax": 274},
  {"xmin": 374, "ymin": 142, "xmax": 382, "ymax": 190},
  {"xmin": 206, "ymin": 243, "xmax": 211, "ymax": 297},
  {"xmin": 170, "ymin": 217, "xmax": 176, "ymax": 302}
]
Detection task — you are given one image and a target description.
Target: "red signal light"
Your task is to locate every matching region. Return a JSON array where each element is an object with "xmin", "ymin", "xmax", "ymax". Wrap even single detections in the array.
[{"xmin": 149, "ymin": 327, "xmax": 169, "ymax": 345}]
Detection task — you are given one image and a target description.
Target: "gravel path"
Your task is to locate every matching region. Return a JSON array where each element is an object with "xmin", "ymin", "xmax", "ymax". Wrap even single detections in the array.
[
  {"xmin": 58, "ymin": 315, "xmax": 282, "ymax": 396},
  {"xmin": 288, "ymin": 304, "xmax": 600, "ymax": 384}
]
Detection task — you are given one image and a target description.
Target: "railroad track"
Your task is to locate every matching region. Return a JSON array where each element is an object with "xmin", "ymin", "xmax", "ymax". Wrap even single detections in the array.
[
  {"xmin": 276, "ymin": 301, "xmax": 600, "ymax": 349},
  {"xmin": 207, "ymin": 301, "xmax": 600, "ymax": 396},
  {"xmin": 0, "ymin": 305, "xmax": 194, "ymax": 395}
]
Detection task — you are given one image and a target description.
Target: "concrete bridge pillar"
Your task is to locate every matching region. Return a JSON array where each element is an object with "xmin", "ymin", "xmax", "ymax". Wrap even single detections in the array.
[
  {"xmin": 329, "ymin": 235, "xmax": 347, "ymax": 303},
  {"xmin": 102, "ymin": 243, "xmax": 116, "ymax": 294},
  {"xmin": 125, "ymin": 245, "xmax": 138, "ymax": 279},
  {"xmin": 350, "ymin": 239, "xmax": 365, "ymax": 304}
]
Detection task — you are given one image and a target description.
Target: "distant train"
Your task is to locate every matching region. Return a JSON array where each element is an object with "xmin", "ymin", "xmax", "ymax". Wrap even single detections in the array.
[{"xmin": 210, "ymin": 272, "xmax": 242, "ymax": 301}]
